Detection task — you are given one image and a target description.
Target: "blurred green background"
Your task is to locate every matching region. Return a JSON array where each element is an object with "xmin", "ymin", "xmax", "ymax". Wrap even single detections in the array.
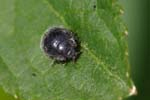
[
  {"xmin": 0, "ymin": 0, "xmax": 149, "ymax": 100},
  {"xmin": 122, "ymin": 0, "xmax": 149, "ymax": 100},
  {"xmin": 121, "ymin": 0, "xmax": 149, "ymax": 100}
]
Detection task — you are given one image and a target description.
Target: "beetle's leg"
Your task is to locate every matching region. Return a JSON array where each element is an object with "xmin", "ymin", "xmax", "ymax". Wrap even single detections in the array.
[
  {"xmin": 56, "ymin": 55, "xmax": 66, "ymax": 62},
  {"xmin": 69, "ymin": 38, "xmax": 77, "ymax": 47}
]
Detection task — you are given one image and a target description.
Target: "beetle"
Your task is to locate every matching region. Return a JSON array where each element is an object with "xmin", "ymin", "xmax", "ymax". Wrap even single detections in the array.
[{"xmin": 41, "ymin": 27, "xmax": 80, "ymax": 62}]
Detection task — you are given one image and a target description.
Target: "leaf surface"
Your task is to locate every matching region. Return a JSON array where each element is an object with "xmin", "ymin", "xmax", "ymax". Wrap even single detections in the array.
[{"xmin": 0, "ymin": 0, "xmax": 134, "ymax": 100}]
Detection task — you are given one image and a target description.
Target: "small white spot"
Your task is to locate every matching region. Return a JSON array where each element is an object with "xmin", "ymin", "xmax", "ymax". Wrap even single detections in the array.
[
  {"xmin": 14, "ymin": 94, "xmax": 18, "ymax": 99},
  {"xmin": 59, "ymin": 45, "xmax": 64, "ymax": 50},
  {"xmin": 124, "ymin": 30, "xmax": 128, "ymax": 36},
  {"xmin": 53, "ymin": 40, "xmax": 59, "ymax": 48},
  {"xmin": 69, "ymin": 38, "xmax": 75, "ymax": 43},
  {"xmin": 129, "ymin": 85, "xmax": 137, "ymax": 96},
  {"xmin": 120, "ymin": 9, "xmax": 124, "ymax": 14},
  {"xmin": 126, "ymin": 72, "xmax": 129, "ymax": 77},
  {"xmin": 67, "ymin": 50, "xmax": 71, "ymax": 55},
  {"xmin": 125, "ymin": 51, "xmax": 129, "ymax": 56}
]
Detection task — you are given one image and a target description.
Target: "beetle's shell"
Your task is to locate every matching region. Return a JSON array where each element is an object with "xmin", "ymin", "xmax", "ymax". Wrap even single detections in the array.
[{"xmin": 41, "ymin": 27, "xmax": 79, "ymax": 62}]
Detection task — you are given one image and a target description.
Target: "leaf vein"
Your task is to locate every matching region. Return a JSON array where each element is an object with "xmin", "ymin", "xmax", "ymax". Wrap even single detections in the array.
[{"xmin": 44, "ymin": 0, "xmax": 127, "ymax": 88}]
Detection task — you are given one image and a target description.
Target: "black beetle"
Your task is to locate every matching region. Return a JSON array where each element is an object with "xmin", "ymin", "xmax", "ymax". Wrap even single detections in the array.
[{"xmin": 41, "ymin": 27, "xmax": 80, "ymax": 62}]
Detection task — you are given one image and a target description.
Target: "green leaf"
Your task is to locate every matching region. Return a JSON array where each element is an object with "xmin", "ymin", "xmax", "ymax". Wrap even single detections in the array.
[{"xmin": 0, "ymin": 0, "xmax": 135, "ymax": 100}]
